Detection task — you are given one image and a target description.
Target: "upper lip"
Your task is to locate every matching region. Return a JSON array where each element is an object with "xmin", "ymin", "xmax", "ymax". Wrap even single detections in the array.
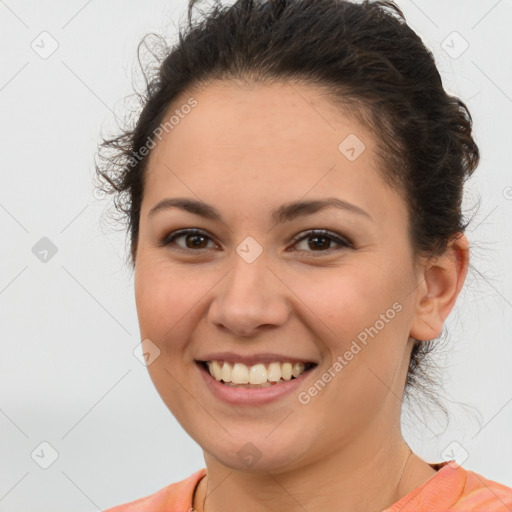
[{"xmin": 196, "ymin": 352, "xmax": 318, "ymax": 366}]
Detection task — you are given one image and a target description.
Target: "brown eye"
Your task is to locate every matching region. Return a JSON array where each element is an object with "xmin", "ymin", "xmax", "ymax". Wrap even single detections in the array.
[
  {"xmin": 291, "ymin": 229, "xmax": 352, "ymax": 254},
  {"xmin": 160, "ymin": 228, "xmax": 352, "ymax": 256},
  {"xmin": 161, "ymin": 229, "xmax": 217, "ymax": 251}
]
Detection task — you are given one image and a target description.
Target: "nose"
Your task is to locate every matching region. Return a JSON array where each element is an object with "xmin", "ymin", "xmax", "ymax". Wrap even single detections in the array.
[{"xmin": 207, "ymin": 252, "xmax": 291, "ymax": 338}]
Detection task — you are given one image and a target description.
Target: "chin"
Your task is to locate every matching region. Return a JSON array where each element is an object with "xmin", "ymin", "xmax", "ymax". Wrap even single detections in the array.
[{"xmin": 200, "ymin": 432, "xmax": 311, "ymax": 474}]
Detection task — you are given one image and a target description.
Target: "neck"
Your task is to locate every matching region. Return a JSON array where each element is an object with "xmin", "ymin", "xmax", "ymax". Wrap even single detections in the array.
[{"xmin": 193, "ymin": 433, "xmax": 434, "ymax": 512}]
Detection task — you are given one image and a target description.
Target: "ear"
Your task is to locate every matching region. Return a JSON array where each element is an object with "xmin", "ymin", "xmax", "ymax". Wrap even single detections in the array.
[{"xmin": 410, "ymin": 233, "xmax": 469, "ymax": 342}]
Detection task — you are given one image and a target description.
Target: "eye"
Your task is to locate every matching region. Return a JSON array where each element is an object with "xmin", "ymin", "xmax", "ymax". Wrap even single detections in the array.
[
  {"xmin": 289, "ymin": 229, "xmax": 353, "ymax": 255},
  {"xmin": 160, "ymin": 229, "xmax": 219, "ymax": 252},
  {"xmin": 160, "ymin": 228, "xmax": 353, "ymax": 255}
]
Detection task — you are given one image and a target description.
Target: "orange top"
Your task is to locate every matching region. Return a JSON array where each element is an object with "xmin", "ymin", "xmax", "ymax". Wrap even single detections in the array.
[{"xmin": 103, "ymin": 460, "xmax": 512, "ymax": 512}]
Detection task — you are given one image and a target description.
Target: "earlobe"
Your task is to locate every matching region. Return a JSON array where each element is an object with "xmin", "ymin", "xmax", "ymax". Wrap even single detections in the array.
[{"xmin": 410, "ymin": 233, "xmax": 469, "ymax": 342}]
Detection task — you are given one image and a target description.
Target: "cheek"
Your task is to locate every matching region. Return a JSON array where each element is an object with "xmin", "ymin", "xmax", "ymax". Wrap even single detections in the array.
[
  {"xmin": 293, "ymin": 261, "xmax": 410, "ymax": 398},
  {"xmin": 134, "ymin": 263, "xmax": 203, "ymax": 421},
  {"xmin": 291, "ymin": 260, "xmax": 400, "ymax": 338},
  {"xmin": 134, "ymin": 261, "xmax": 202, "ymax": 352}
]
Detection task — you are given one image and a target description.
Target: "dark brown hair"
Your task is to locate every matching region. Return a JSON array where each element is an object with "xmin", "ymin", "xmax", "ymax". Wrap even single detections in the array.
[{"xmin": 94, "ymin": 0, "xmax": 480, "ymax": 421}]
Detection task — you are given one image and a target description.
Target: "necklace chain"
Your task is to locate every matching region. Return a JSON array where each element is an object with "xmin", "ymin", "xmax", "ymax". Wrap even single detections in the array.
[{"xmin": 195, "ymin": 446, "xmax": 413, "ymax": 512}]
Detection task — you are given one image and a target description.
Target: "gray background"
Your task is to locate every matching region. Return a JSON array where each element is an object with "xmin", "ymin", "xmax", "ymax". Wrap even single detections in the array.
[{"xmin": 1, "ymin": 0, "xmax": 511, "ymax": 511}]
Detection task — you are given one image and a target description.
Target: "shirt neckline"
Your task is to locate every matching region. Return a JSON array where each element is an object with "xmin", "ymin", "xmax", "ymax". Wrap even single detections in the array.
[{"xmin": 190, "ymin": 460, "xmax": 465, "ymax": 512}]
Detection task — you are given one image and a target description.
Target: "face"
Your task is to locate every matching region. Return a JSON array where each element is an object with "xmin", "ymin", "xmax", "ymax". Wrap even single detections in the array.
[{"xmin": 134, "ymin": 80, "xmax": 423, "ymax": 473}]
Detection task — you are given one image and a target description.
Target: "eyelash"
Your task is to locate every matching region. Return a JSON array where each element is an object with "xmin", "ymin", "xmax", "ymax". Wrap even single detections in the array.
[{"xmin": 160, "ymin": 228, "xmax": 353, "ymax": 256}]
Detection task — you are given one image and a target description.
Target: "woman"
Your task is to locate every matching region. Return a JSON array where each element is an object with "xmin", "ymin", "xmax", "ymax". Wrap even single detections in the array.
[{"xmin": 96, "ymin": 0, "xmax": 512, "ymax": 510}]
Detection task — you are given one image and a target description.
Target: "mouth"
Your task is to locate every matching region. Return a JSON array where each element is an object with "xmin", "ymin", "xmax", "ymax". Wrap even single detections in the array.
[{"xmin": 196, "ymin": 360, "xmax": 318, "ymax": 388}]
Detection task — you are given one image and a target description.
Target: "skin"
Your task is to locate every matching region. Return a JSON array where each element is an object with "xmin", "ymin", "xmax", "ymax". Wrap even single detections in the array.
[{"xmin": 133, "ymin": 80, "xmax": 469, "ymax": 512}]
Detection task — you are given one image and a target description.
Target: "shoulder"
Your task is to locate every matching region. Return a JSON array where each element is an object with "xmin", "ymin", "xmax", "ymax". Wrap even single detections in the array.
[
  {"xmin": 453, "ymin": 467, "xmax": 512, "ymax": 511},
  {"xmin": 385, "ymin": 461, "xmax": 512, "ymax": 512},
  {"xmin": 102, "ymin": 468, "xmax": 207, "ymax": 512}
]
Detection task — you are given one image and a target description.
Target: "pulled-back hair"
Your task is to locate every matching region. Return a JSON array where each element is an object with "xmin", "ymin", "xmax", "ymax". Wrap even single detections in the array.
[{"xmin": 95, "ymin": 0, "xmax": 480, "ymax": 422}]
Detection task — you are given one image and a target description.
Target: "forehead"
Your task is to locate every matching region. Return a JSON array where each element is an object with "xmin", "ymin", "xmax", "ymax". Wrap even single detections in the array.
[
  {"xmin": 149, "ymin": 79, "xmax": 371, "ymax": 164},
  {"xmin": 141, "ymin": 80, "xmax": 405, "ymax": 226}
]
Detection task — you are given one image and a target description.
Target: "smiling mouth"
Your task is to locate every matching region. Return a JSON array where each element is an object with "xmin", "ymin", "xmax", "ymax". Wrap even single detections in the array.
[{"xmin": 197, "ymin": 360, "xmax": 317, "ymax": 388}]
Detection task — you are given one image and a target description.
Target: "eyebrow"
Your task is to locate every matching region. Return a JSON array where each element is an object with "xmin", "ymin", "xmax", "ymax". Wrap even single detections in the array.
[{"xmin": 148, "ymin": 196, "xmax": 372, "ymax": 223}]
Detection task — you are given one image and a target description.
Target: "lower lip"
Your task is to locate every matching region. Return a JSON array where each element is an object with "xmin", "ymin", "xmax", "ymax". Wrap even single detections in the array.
[{"xmin": 196, "ymin": 362, "xmax": 316, "ymax": 406}]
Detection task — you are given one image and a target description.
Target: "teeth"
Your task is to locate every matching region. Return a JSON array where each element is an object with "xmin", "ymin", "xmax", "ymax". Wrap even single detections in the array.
[
  {"xmin": 281, "ymin": 362, "xmax": 292, "ymax": 380},
  {"xmin": 249, "ymin": 363, "xmax": 267, "ymax": 385},
  {"xmin": 267, "ymin": 362, "xmax": 282, "ymax": 382},
  {"xmin": 220, "ymin": 362, "xmax": 232, "ymax": 382},
  {"xmin": 292, "ymin": 362, "xmax": 305, "ymax": 378},
  {"xmin": 206, "ymin": 360, "xmax": 308, "ymax": 385},
  {"xmin": 232, "ymin": 363, "xmax": 249, "ymax": 384},
  {"xmin": 210, "ymin": 361, "xmax": 222, "ymax": 381}
]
